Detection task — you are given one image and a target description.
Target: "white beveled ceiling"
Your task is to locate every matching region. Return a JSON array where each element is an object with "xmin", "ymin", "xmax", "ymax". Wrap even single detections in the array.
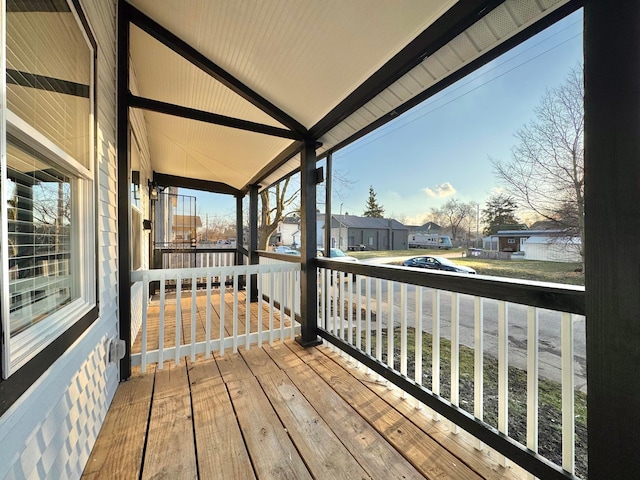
[{"xmin": 127, "ymin": 0, "xmax": 569, "ymax": 193}]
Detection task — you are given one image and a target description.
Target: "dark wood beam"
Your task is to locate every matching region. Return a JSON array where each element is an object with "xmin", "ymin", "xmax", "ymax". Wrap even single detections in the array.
[
  {"xmin": 126, "ymin": 2, "xmax": 307, "ymax": 136},
  {"xmin": 244, "ymin": 140, "xmax": 302, "ymax": 192},
  {"xmin": 584, "ymin": 1, "xmax": 640, "ymax": 478},
  {"xmin": 153, "ymin": 172, "xmax": 240, "ymax": 196},
  {"xmin": 129, "ymin": 94, "xmax": 302, "ymax": 140},
  {"xmin": 309, "ymin": 0, "xmax": 505, "ymax": 139}
]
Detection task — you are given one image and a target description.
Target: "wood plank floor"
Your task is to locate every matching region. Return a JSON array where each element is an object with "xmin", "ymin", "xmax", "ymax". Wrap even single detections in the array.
[
  {"xmin": 83, "ymin": 338, "xmax": 528, "ymax": 479},
  {"xmin": 132, "ymin": 289, "xmax": 296, "ymax": 358}
]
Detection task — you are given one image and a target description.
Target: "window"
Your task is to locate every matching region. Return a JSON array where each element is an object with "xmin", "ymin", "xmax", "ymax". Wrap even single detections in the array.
[{"xmin": 1, "ymin": 0, "xmax": 96, "ymax": 378}]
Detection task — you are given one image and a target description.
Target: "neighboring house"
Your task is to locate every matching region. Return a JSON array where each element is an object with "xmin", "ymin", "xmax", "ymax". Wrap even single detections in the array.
[
  {"xmin": 270, "ymin": 216, "xmax": 301, "ymax": 247},
  {"xmin": 172, "ymin": 215, "xmax": 203, "ymax": 243},
  {"xmin": 485, "ymin": 229, "xmax": 566, "ymax": 253},
  {"xmin": 331, "ymin": 215, "xmax": 408, "ymax": 250},
  {"xmin": 522, "ymin": 236, "xmax": 582, "ymax": 263},
  {"xmin": 405, "ymin": 221, "xmax": 442, "ymax": 234}
]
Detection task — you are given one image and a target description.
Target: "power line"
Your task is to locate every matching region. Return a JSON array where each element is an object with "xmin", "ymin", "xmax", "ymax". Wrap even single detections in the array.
[{"xmin": 335, "ymin": 23, "xmax": 582, "ymax": 160}]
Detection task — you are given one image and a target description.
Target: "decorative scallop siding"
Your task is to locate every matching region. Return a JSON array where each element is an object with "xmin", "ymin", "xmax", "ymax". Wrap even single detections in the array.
[{"xmin": 0, "ymin": 1, "xmax": 120, "ymax": 479}]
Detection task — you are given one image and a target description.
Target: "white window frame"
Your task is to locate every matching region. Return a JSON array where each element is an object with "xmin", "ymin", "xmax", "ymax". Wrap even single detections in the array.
[{"xmin": 1, "ymin": 0, "xmax": 96, "ymax": 378}]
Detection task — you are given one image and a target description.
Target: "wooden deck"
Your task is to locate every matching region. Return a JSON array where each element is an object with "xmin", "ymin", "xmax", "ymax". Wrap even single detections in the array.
[
  {"xmin": 83, "ymin": 292, "xmax": 527, "ymax": 480},
  {"xmin": 131, "ymin": 289, "xmax": 297, "ymax": 367}
]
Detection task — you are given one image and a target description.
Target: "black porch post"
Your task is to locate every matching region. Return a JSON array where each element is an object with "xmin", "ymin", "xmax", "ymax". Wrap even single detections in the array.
[
  {"xmin": 235, "ymin": 194, "xmax": 244, "ymax": 288},
  {"xmin": 584, "ymin": 1, "xmax": 640, "ymax": 478},
  {"xmin": 248, "ymin": 184, "xmax": 259, "ymax": 301},
  {"xmin": 116, "ymin": 0, "xmax": 131, "ymax": 380},
  {"xmin": 324, "ymin": 152, "xmax": 332, "ymax": 256},
  {"xmin": 296, "ymin": 139, "xmax": 322, "ymax": 347}
]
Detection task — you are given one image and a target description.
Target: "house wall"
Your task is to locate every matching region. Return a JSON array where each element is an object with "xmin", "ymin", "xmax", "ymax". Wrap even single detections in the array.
[
  {"xmin": 0, "ymin": 1, "xmax": 120, "ymax": 478},
  {"xmin": 498, "ymin": 236, "xmax": 521, "ymax": 252},
  {"xmin": 523, "ymin": 240, "xmax": 582, "ymax": 263},
  {"xmin": 277, "ymin": 222, "xmax": 300, "ymax": 247},
  {"xmin": 330, "ymin": 227, "xmax": 408, "ymax": 250},
  {"xmin": 129, "ymin": 65, "xmax": 153, "ymax": 349}
]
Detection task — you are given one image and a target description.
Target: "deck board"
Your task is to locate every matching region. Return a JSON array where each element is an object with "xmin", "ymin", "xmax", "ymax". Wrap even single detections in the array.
[
  {"xmin": 320, "ymin": 347, "xmax": 525, "ymax": 480},
  {"xmin": 228, "ymin": 375, "xmax": 312, "ymax": 479},
  {"xmin": 304, "ymin": 353, "xmax": 482, "ymax": 479},
  {"xmin": 81, "ymin": 374, "xmax": 154, "ymax": 480},
  {"xmin": 191, "ymin": 366, "xmax": 255, "ymax": 479},
  {"xmin": 258, "ymin": 369, "xmax": 370, "ymax": 480},
  {"xmin": 142, "ymin": 364, "xmax": 197, "ymax": 480}
]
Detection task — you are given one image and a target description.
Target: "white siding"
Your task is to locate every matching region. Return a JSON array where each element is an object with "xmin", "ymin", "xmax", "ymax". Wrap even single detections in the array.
[
  {"xmin": 522, "ymin": 237, "xmax": 582, "ymax": 263},
  {"xmin": 0, "ymin": 1, "xmax": 120, "ymax": 479}
]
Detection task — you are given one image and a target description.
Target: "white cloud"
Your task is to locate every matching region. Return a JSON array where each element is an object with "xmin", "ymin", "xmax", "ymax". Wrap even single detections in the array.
[{"xmin": 423, "ymin": 182, "xmax": 456, "ymax": 198}]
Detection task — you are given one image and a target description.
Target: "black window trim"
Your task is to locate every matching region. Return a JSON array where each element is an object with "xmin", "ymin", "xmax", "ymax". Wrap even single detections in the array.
[{"xmin": 0, "ymin": 0, "xmax": 99, "ymax": 417}]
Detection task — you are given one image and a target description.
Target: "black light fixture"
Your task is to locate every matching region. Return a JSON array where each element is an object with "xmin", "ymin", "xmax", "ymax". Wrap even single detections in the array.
[{"xmin": 148, "ymin": 179, "xmax": 158, "ymax": 201}]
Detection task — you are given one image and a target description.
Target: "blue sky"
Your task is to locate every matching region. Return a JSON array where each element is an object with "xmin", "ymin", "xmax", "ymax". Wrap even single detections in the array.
[{"xmin": 186, "ymin": 10, "xmax": 583, "ymax": 226}]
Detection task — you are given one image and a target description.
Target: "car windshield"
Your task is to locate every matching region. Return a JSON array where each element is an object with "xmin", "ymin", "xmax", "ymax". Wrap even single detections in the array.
[
  {"xmin": 434, "ymin": 256, "xmax": 455, "ymax": 266},
  {"xmin": 330, "ymin": 249, "xmax": 346, "ymax": 257}
]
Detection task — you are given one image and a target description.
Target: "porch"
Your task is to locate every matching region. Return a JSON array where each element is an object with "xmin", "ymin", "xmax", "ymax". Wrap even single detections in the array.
[
  {"xmin": 83, "ymin": 338, "xmax": 524, "ymax": 480},
  {"xmin": 89, "ymin": 251, "xmax": 584, "ymax": 478}
]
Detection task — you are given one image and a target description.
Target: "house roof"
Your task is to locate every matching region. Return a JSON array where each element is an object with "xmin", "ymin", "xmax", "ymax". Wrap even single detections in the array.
[
  {"xmin": 125, "ymin": 0, "xmax": 576, "ymax": 194},
  {"xmin": 173, "ymin": 215, "xmax": 203, "ymax": 228},
  {"xmin": 495, "ymin": 229, "xmax": 564, "ymax": 237},
  {"xmin": 406, "ymin": 222, "xmax": 442, "ymax": 232},
  {"xmin": 333, "ymin": 215, "xmax": 408, "ymax": 230}
]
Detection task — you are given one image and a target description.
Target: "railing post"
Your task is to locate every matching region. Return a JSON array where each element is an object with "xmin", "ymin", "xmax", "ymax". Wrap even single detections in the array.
[
  {"xmin": 296, "ymin": 139, "xmax": 321, "ymax": 347},
  {"xmin": 236, "ymin": 194, "xmax": 245, "ymax": 289},
  {"xmin": 248, "ymin": 184, "xmax": 259, "ymax": 301}
]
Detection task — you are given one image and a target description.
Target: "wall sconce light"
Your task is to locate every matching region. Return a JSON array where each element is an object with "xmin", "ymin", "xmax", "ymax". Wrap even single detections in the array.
[
  {"xmin": 132, "ymin": 171, "xmax": 140, "ymax": 200},
  {"xmin": 148, "ymin": 179, "xmax": 159, "ymax": 201}
]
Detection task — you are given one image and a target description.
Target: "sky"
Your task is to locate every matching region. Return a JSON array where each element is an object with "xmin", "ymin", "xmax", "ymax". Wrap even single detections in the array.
[{"xmin": 185, "ymin": 10, "xmax": 583, "ymax": 227}]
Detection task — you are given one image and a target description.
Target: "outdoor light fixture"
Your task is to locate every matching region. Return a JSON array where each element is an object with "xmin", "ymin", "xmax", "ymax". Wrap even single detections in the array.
[{"xmin": 148, "ymin": 179, "xmax": 158, "ymax": 201}]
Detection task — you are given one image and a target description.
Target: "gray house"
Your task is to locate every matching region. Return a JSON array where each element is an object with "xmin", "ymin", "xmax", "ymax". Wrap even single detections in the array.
[{"xmin": 331, "ymin": 215, "xmax": 408, "ymax": 250}]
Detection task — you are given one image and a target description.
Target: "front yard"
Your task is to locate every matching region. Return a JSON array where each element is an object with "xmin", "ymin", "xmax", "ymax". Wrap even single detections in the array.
[{"xmin": 348, "ymin": 248, "xmax": 584, "ymax": 285}]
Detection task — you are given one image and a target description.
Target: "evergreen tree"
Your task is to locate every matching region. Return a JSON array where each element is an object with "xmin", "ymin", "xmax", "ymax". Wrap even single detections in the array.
[
  {"xmin": 482, "ymin": 193, "xmax": 520, "ymax": 235},
  {"xmin": 363, "ymin": 186, "xmax": 384, "ymax": 218}
]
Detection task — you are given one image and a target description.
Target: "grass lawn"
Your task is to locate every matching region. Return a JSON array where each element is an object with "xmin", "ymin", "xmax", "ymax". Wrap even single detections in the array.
[{"xmin": 349, "ymin": 248, "xmax": 584, "ymax": 286}]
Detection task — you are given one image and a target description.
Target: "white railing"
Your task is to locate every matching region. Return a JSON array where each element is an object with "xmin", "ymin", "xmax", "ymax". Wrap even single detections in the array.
[
  {"xmin": 131, "ymin": 262, "xmax": 301, "ymax": 372},
  {"xmin": 317, "ymin": 262, "xmax": 585, "ymax": 478},
  {"xmin": 160, "ymin": 250, "xmax": 237, "ymax": 269},
  {"xmin": 259, "ymin": 255, "xmax": 301, "ymax": 319}
]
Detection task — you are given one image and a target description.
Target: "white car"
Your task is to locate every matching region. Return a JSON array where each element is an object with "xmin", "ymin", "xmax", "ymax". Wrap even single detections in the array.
[
  {"xmin": 274, "ymin": 246, "xmax": 300, "ymax": 255},
  {"xmin": 317, "ymin": 248, "xmax": 358, "ymax": 262}
]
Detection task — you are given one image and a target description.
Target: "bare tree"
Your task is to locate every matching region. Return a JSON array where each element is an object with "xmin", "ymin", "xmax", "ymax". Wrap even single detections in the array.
[
  {"xmin": 431, "ymin": 198, "xmax": 475, "ymax": 241},
  {"xmin": 258, "ymin": 177, "xmax": 299, "ymax": 249},
  {"xmin": 492, "ymin": 66, "xmax": 584, "ymax": 263},
  {"xmin": 254, "ymin": 166, "xmax": 354, "ymax": 250}
]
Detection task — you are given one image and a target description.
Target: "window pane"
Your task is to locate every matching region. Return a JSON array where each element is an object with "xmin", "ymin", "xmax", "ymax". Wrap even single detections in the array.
[
  {"xmin": 6, "ymin": 137, "xmax": 75, "ymax": 336},
  {"xmin": 6, "ymin": 0, "xmax": 92, "ymax": 168}
]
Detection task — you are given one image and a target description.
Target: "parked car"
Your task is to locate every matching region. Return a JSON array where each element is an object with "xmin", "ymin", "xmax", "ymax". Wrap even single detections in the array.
[
  {"xmin": 274, "ymin": 246, "xmax": 300, "ymax": 255},
  {"xmin": 402, "ymin": 255, "xmax": 476, "ymax": 274},
  {"xmin": 317, "ymin": 248, "xmax": 358, "ymax": 262}
]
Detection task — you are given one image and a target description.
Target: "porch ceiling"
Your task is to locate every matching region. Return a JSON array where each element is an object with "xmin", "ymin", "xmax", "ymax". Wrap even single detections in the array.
[{"xmin": 126, "ymin": 0, "xmax": 574, "ymax": 193}]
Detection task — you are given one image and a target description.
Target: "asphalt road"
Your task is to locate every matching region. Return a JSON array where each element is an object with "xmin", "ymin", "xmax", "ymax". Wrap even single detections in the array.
[{"xmin": 337, "ymin": 255, "xmax": 587, "ymax": 392}]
